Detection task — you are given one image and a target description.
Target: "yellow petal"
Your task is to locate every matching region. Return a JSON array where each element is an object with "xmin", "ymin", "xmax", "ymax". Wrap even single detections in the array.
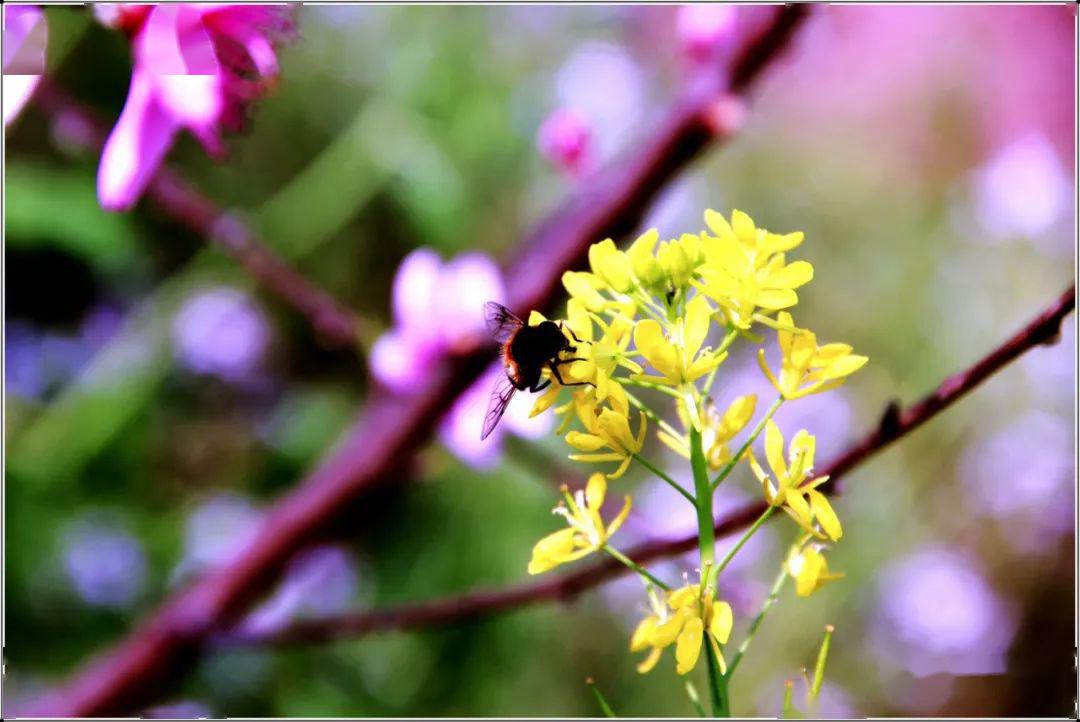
[
  {"xmin": 636, "ymin": 647, "xmax": 663, "ymax": 674},
  {"xmin": 607, "ymin": 495, "xmax": 633, "ymax": 537},
  {"xmin": 527, "ymin": 528, "xmax": 577, "ymax": 574},
  {"xmin": 585, "ymin": 472, "xmax": 607, "ymax": 511},
  {"xmin": 562, "ymin": 271, "xmax": 607, "ymax": 312},
  {"xmin": 667, "ymin": 585, "xmax": 698, "ymax": 610},
  {"xmin": 764, "ymin": 420, "xmax": 787, "ymax": 479},
  {"xmin": 684, "ymin": 295, "xmax": 712, "ymax": 359},
  {"xmin": 565, "ymin": 431, "xmax": 608, "ymax": 452},
  {"xmin": 630, "ymin": 614, "xmax": 658, "ymax": 652},
  {"xmin": 807, "ymin": 489, "xmax": 842, "ymax": 541},
  {"xmin": 766, "ymin": 260, "xmax": 814, "ymax": 289},
  {"xmin": 731, "ymin": 209, "xmax": 756, "ymax": 243},
  {"xmin": 754, "ymin": 288, "xmax": 799, "ymax": 310},
  {"xmin": 709, "ymin": 601, "xmax": 733, "ymax": 643},
  {"xmin": 633, "ymin": 320, "xmax": 679, "ymax": 380},
  {"xmin": 704, "ymin": 208, "xmax": 734, "ymax": 240},
  {"xmin": 652, "ymin": 610, "xmax": 688, "ymax": 647},
  {"xmin": 675, "ymin": 616, "xmax": 704, "ymax": 675}
]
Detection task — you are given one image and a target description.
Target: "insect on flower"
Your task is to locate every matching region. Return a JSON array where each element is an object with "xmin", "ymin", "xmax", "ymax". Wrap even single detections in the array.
[{"xmin": 481, "ymin": 302, "xmax": 590, "ymax": 440}]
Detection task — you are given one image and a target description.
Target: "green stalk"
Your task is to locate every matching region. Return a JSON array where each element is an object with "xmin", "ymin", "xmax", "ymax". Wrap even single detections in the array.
[
  {"xmin": 632, "ymin": 454, "xmax": 696, "ymax": 506},
  {"xmin": 710, "ymin": 396, "xmax": 783, "ymax": 492},
  {"xmin": 602, "ymin": 544, "xmax": 671, "ymax": 591},
  {"xmin": 726, "ymin": 564, "xmax": 788, "ymax": 678},
  {"xmin": 810, "ymin": 625, "xmax": 834, "ymax": 700},
  {"xmin": 622, "ymin": 377, "xmax": 683, "ymax": 398},
  {"xmin": 702, "ymin": 327, "xmax": 739, "ymax": 395},
  {"xmin": 586, "ymin": 677, "xmax": 617, "ymax": 718},
  {"xmin": 689, "ymin": 427, "xmax": 715, "ymax": 567},
  {"xmin": 625, "ymin": 389, "xmax": 683, "ymax": 439},
  {"xmin": 704, "ymin": 639, "xmax": 730, "ymax": 717},
  {"xmin": 713, "ymin": 506, "xmax": 776, "ymax": 579}
]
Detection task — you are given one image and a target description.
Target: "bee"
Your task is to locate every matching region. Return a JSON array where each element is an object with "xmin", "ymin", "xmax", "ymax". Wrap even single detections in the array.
[{"xmin": 481, "ymin": 301, "xmax": 589, "ymax": 440}]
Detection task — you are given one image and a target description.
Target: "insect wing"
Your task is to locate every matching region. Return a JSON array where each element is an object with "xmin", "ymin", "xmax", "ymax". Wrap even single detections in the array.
[
  {"xmin": 484, "ymin": 301, "xmax": 523, "ymax": 344},
  {"xmin": 481, "ymin": 372, "xmax": 517, "ymax": 440}
]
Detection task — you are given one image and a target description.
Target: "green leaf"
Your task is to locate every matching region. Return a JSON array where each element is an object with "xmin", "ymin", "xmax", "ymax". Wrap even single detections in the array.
[{"xmin": 5, "ymin": 162, "xmax": 141, "ymax": 275}]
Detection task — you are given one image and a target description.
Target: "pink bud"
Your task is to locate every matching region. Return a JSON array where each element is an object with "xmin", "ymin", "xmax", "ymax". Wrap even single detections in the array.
[
  {"xmin": 676, "ymin": 4, "xmax": 738, "ymax": 65},
  {"xmin": 537, "ymin": 107, "xmax": 593, "ymax": 179}
]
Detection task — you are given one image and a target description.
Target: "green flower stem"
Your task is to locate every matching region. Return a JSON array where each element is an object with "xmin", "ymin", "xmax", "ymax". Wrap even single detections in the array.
[
  {"xmin": 632, "ymin": 454, "xmax": 696, "ymax": 505},
  {"xmin": 685, "ymin": 681, "xmax": 707, "ymax": 718},
  {"xmin": 713, "ymin": 506, "xmax": 776, "ymax": 580},
  {"xmin": 624, "ymin": 389, "xmax": 682, "ymax": 440},
  {"xmin": 725, "ymin": 564, "xmax": 788, "ymax": 679},
  {"xmin": 689, "ymin": 427, "xmax": 715, "ymax": 568},
  {"xmin": 811, "ymin": 624, "xmax": 834, "ymax": 700},
  {"xmin": 586, "ymin": 678, "xmax": 617, "ymax": 718},
  {"xmin": 702, "ymin": 327, "xmax": 740, "ymax": 395},
  {"xmin": 710, "ymin": 395, "xmax": 784, "ymax": 492},
  {"xmin": 704, "ymin": 638, "xmax": 730, "ymax": 717},
  {"xmin": 622, "ymin": 377, "xmax": 683, "ymax": 398},
  {"xmin": 603, "ymin": 544, "xmax": 671, "ymax": 591}
]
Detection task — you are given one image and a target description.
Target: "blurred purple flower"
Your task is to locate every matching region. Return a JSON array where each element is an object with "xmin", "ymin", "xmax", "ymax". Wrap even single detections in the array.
[
  {"xmin": 872, "ymin": 547, "xmax": 1015, "ymax": 676},
  {"xmin": 171, "ymin": 286, "xmax": 270, "ymax": 382},
  {"xmin": 173, "ymin": 493, "xmax": 263, "ymax": 582},
  {"xmin": 95, "ymin": 4, "xmax": 292, "ymax": 211},
  {"xmin": 371, "ymin": 248, "xmax": 506, "ymax": 394},
  {"xmin": 756, "ymin": 678, "xmax": 858, "ymax": 719},
  {"xmin": 973, "ymin": 133, "xmax": 1070, "ymax": 246},
  {"xmin": 438, "ymin": 362, "xmax": 552, "ymax": 469},
  {"xmin": 676, "ymin": 4, "xmax": 738, "ymax": 66},
  {"xmin": 3, "ymin": 4, "xmax": 46, "ymax": 126},
  {"xmin": 238, "ymin": 545, "xmax": 360, "ymax": 636},
  {"xmin": 143, "ymin": 700, "xmax": 213, "ymax": 719},
  {"xmin": 958, "ymin": 409, "xmax": 1073, "ymax": 549},
  {"xmin": 62, "ymin": 515, "xmax": 147, "ymax": 610},
  {"xmin": 555, "ymin": 42, "xmax": 645, "ymax": 163},
  {"xmin": 537, "ymin": 107, "xmax": 593, "ymax": 178},
  {"xmin": 6, "ymin": 306, "xmax": 125, "ymax": 401}
]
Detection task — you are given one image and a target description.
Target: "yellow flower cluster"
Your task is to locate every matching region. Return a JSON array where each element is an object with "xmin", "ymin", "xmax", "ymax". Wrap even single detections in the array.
[
  {"xmin": 520, "ymin": 207, "xmax": 866, "ymax": 680},
  {"xmin": 631, "ymin": 582, "xmax": 734, "ymax": 675}
]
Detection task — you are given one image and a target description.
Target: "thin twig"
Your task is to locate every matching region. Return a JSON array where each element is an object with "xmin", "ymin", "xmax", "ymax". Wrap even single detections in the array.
[
  {"xmin": 33, "ymin": 83, "xmax": 362, "ymax": 348},
  {"xmin": 223, "ymin": 285, "xmax": 1074, "ymax": 648},
  {"xmin": 39, "ymin": 8, "xmax": 811, "ymax": 716}
]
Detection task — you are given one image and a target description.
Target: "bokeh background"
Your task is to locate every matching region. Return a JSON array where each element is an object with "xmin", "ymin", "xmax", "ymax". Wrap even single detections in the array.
[{"xmin": 4, "ymin": 4, "xmax": 1075, "ymax": 717}]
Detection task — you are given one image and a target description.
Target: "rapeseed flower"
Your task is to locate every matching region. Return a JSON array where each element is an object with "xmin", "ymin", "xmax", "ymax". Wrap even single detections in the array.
[
  {"xmin": 757, "ymin": 312, "xmax": 868, "ymax": 399},
  {"xmin": 528, "ymin": 473, "xmax": 632, "ymax": 574}
]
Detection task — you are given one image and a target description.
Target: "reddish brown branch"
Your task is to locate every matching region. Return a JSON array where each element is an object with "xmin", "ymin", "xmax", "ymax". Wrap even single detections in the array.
[
  {"xmin": 34, "ymin": 84, "xmax": 361, "ymax": 348},
  {"xmin": 39, "ymin": 7, "xmax": 809, "ymax": 716},
  {"xmin": 226, "ymin": 284, "xmax": 1075, "ymax": 648}
]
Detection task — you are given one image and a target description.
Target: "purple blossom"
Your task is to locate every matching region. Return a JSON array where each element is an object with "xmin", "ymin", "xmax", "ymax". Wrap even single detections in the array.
[
  {"xmin": 973, "ymin": 133, "xmax": 1070, "ymax": 248},
  {"xmin": 3, "ymin": 4, "xmax": 46, "ymax": 127},
  {"xmin": 554, "ymin": 43, "xmax": 645, "ymax": 164},
  {"xmin": 143, "ymin": 700, "xmax": 214, "ymax": 719},
  {"xmin": 62, "ymin": 515, "xmax": 147, "ymax": 610},
  {"xmin": 958, "ymin": 409, "xmax": 1073, "ymax": 550},
  {"xmin": 173, "ymin": 494, "xmax": 263, "ymax": 583},
  {"xmin": 238, "ymin": 545, "xmax": 360, "ymax": 636},
  {"xmin": 95, "ymin": 4, "xmax": 292, "ymax": 211},
  {"xmin": 171, "ymin": 286, "xmax": 271, "ymax": 382},
  {"xmin": 371, "ymin": 248, "xmax": 506, "ymax": 394},
  {"xmin": 676, "ymin": 4, "xmax": 738, "ymax": 66},
  {"xmin": 537, "ymin": 107, "xmax": 593, "ymax": 178},
  {"xmin": 438, "ymin": 362, "xmax": 552, "ymax": 469},
  {"xmin": 872, "ymin": 547, "xmax": 1016, "ymax": 677}
]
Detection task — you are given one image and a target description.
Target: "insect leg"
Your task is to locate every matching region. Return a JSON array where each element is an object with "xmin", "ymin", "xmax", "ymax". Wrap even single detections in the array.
[
  {"xmin": 530, "ymin": 378, "xmax": 552, "ymax": 393},
  {"xmin": 548, "ymin": 360, "xmax": 595, "ymax": 388},
  {"xmin": 559, "ymin": 322, "xmax": 585, "ymax": 344}
]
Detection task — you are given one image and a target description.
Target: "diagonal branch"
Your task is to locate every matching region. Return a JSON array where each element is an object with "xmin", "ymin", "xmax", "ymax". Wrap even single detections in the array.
[
  {"xmin": 33, "ymin": 83, "xmax": 362, "ymax": 348},
  {"xmin": 225, "ymin": 284, "xmax": 1075, "ymax": 648},
  {"xmin": 39, "ymin": 6, "xmax": 810, "ymax": 716}
]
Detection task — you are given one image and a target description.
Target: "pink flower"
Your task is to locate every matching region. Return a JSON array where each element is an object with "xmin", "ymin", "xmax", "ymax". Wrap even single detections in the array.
[
  {"xmin": 438, "ymin": 363, "xmax": 551, "ymax": 469},
  {"xmin": 536, "ymin": 107, "xmax": 593, "ymax": 179},
  {"xmin": 96, "ymin": 4, "xmax": 292, "ymax": 211},
  {"xmin": 3, "ymin": 5, "xmax": 47, "ymax": 127},
  {"xmin": 370, "ymin": 248, "xmax": 551, "ymax": 468},
  {"xmin": 676, "ymin": 4, "xmax": 738, "ymax": 66},
  {"xmin": 371, "ymin": 248, "xmax": 507, "ymax": 394}
]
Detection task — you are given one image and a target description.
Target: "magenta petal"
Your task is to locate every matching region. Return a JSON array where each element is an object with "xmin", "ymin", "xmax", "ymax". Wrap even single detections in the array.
[
  {"xmin": 439, "ymin": 374, "xmax": 503, "ymax": 469},
  {"xmin": 392, "ymin": 248, "xmax": 442, "ymax": 335},
  {"xmin": 370, "ymin": 330, "xmax": 435, "ymax": 394},
  {"xmin": 435, "ymin": 252, "xmax": 506, "ymax": 348},
  {"xmin": 97, "ymin": 70, "xmax": 180, "ymax": 212}
]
